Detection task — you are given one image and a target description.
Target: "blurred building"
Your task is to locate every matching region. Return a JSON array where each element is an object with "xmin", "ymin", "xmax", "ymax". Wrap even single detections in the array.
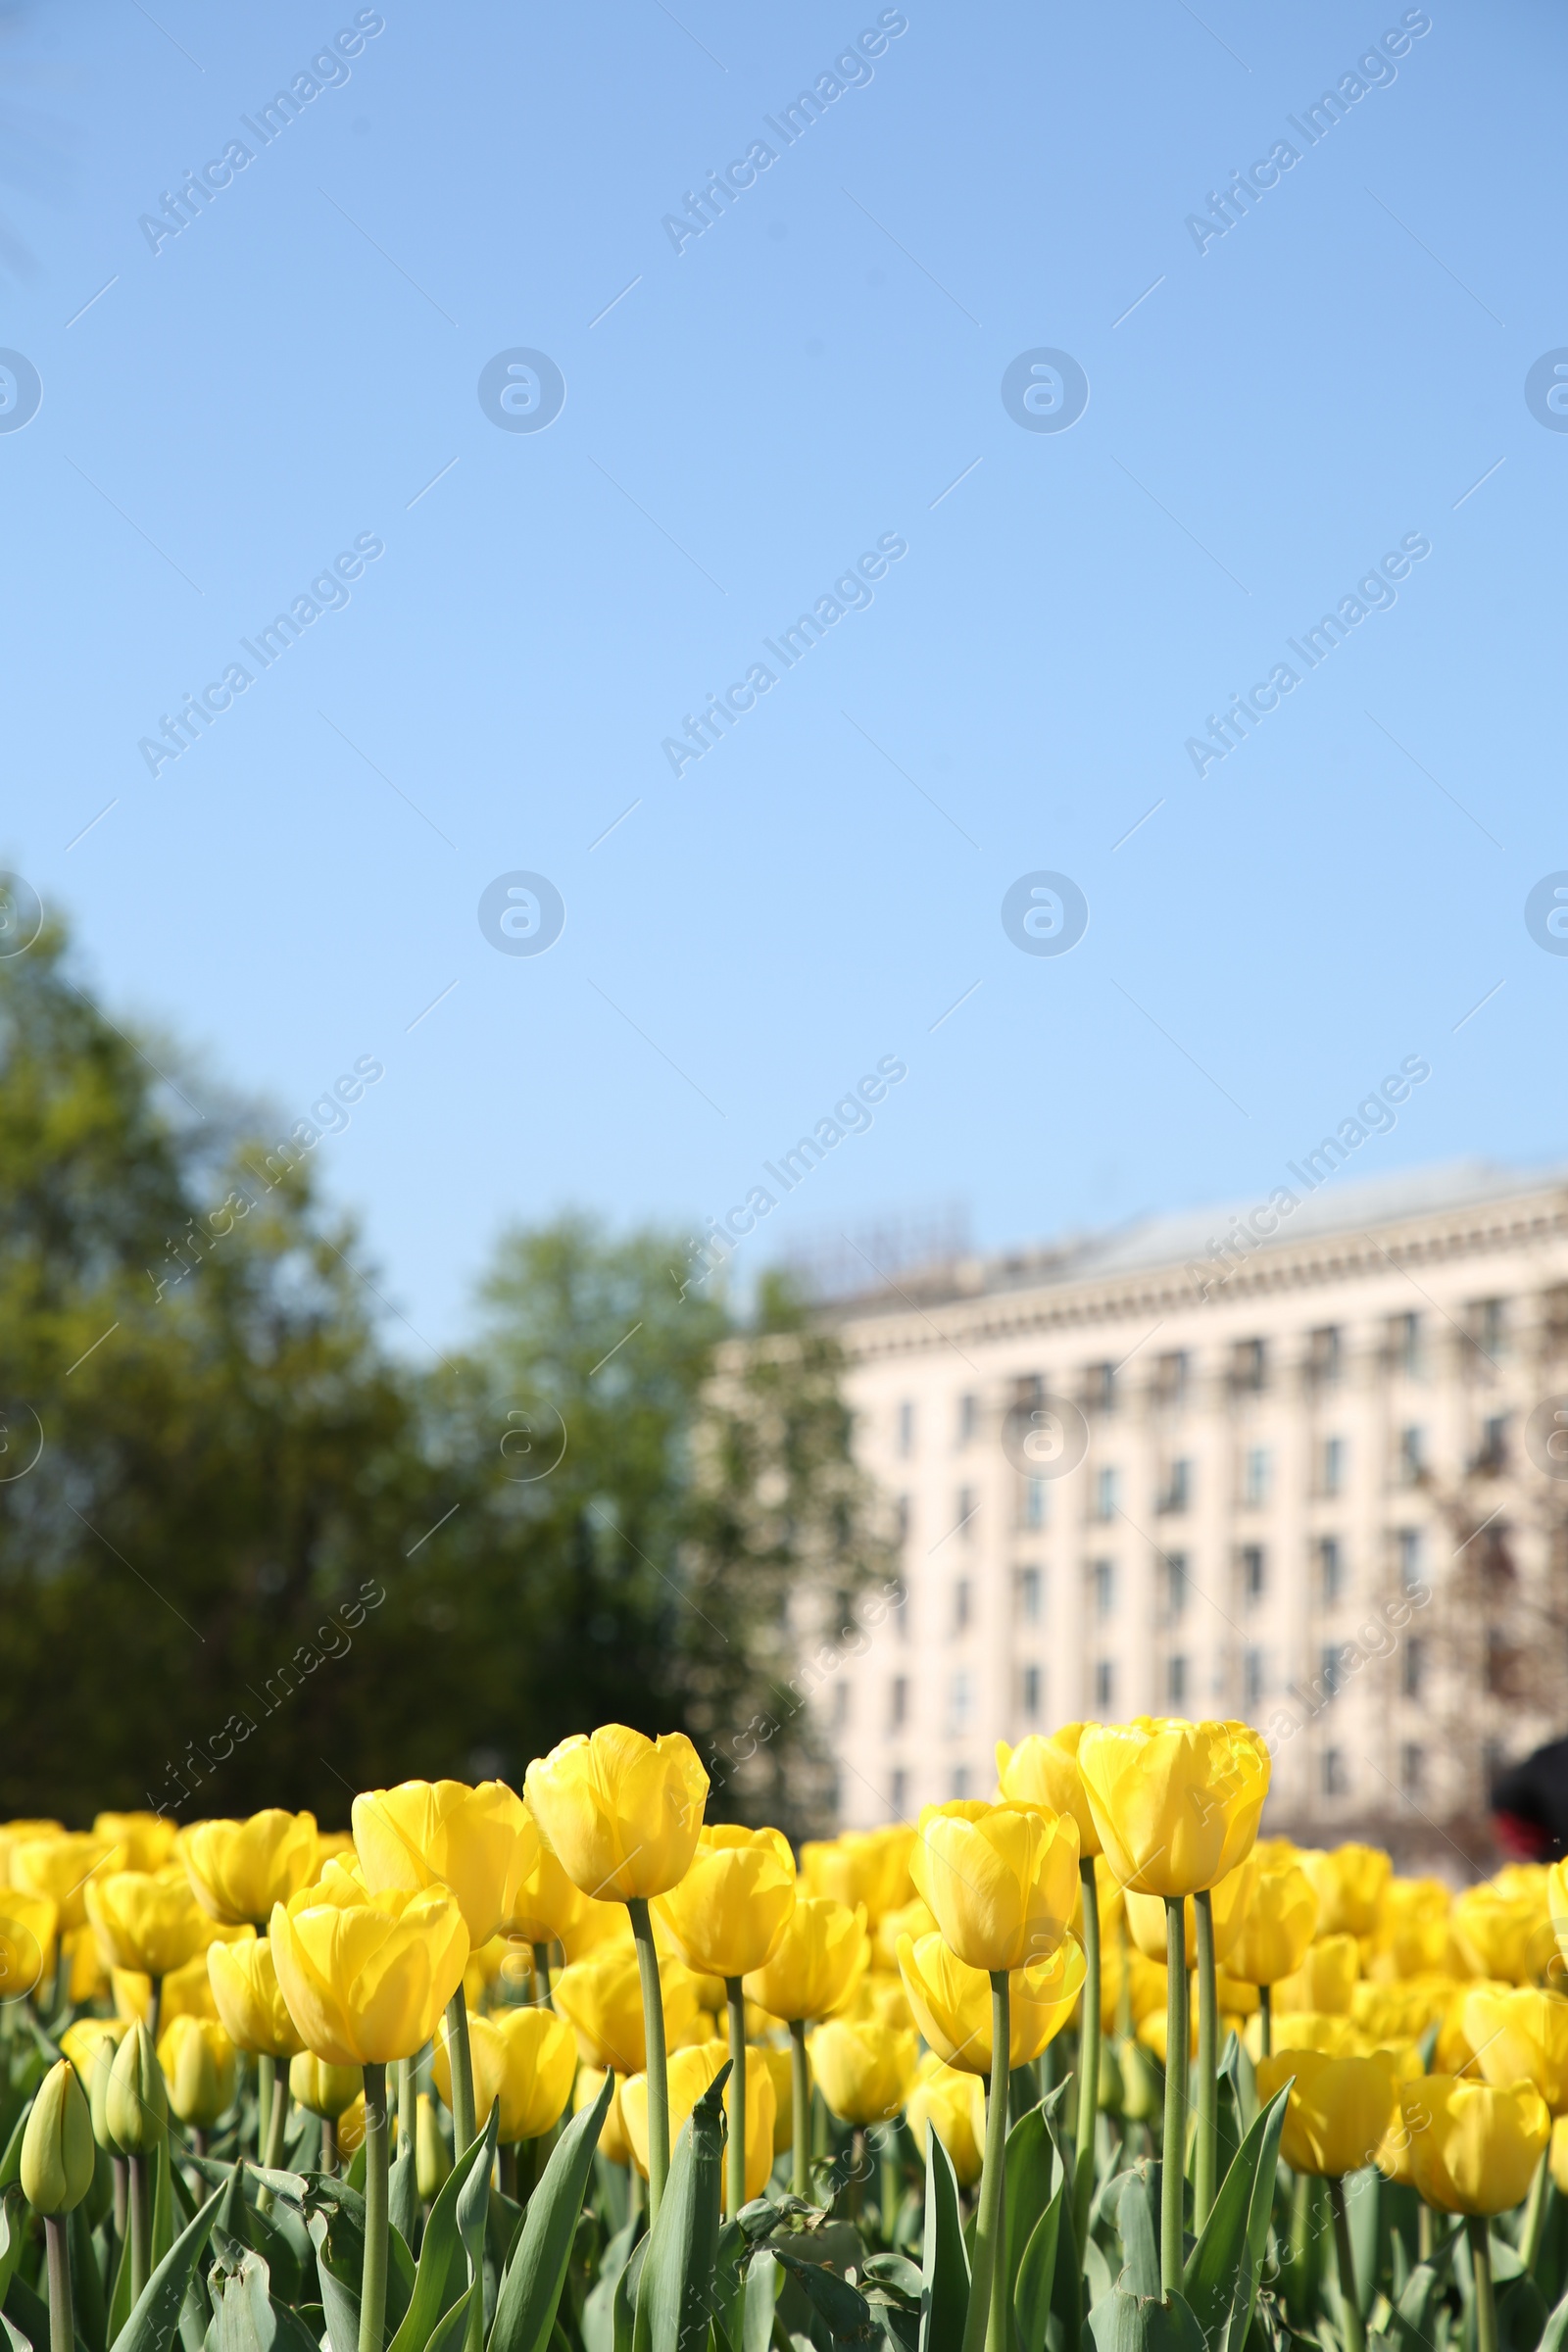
[{"xmin": 817, "ymin": 1160, "xmax": 1568, "ymax": 1866}]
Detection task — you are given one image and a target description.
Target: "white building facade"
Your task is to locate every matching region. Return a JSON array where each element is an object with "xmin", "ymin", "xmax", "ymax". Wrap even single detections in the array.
[{"xmin": 820, "ymin": 1162, "xmax": 1568, "ymax": 1865}]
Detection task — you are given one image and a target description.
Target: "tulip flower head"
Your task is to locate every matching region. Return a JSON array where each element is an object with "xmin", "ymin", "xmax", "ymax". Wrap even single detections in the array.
[
  {"xmin": 1228, "ymin": 1856, "xmax": 1319, "ymax": 1987},
  {"xmin": 353, "ymin": 1779, "xmax": 530, "ymax": 1947},
  {"xmin": 524, "ymin": 1726, "xmax": 710, "ymax": 1903},
  {"xmin": 184, "ymin": 1810, "xmax": 318, "ymax": 1926},
  {"xmin": 1125, "ymin": 1855, "xmax": 1257, "ymax": 1970},
  {"xmin": 290, "ymin": 2051, "xmax": 365, "ymax": 2119},
  {"xmin": 1461, "ymin": 1986, "xmax": 1568, "ymax": 2115},
  {"xmin": 657, "ymin": 1824, "xmax": 797, "ymax": 1981},
  {"xmin": 1257, "ymin": 2046, "xmax": 1399, "ymax": 2178},
  {"xmin": 159, "ymin": 2015, "xmax": 240, "ymax": 2131},
  {"xmin": 898, "ymin": 1929, "xmax": 1085, "ymax": 2075},
  {"xmin": 93, "ymin": 1812, "xmax": 178, "ymax": 1874},
  {"xmin": 433, "ymin": 2004, "xmax": 577, "ymax": 2143},
  {"xmin": 554, "ymin": 1944, "xmax": 700, "ymax": 2074},
  {"xmin": 807, "ymin": 2016, "xmax": 919, "ymax": 2126},
  {"xmin": 907, "ymin": 2052, "xmax": 987, "ymax": 2187},
  {"xmin": 12, "ymin": 1833, "xmax": 122, "ymax": 1933},
  {"xmin": 207, "ymin": 1935, "xmax": 304, "ymax": 2059},
  {"xmin": 1298, "ymin": 1843, "xmax": 1393, "ymax": 1937},
  {"xmin": 1275, "ymin": 1933, "xmax": 1361, "ymax": 2017},
  {"xmin": 745, "ymin": 1893, "xmax": 867, "ymax": 2023},
  {"xmin": 416, "ymin": 2093, "xmax": 452, "ymax": 2199},
  {"xmin": 800, "ymin": 1828, "xmax": 915, "ymax": 1924},
  {"xmin": 1078, "ymin": 1719, "xmax": 1268, "ymax": 1899},
  {"xmin": 22, "ymin": 2059, "xmax": 95, "ymax": 2216},
  {"xmin": 574, "ymin": 2067, "xmax": 632, "ymax": 2165},
  {"xmin": 270, "ymin": 1873, "xmax": 467, "ymax": 2066},
  {"xmin": 996, "ymin": 1725, "xmax": 1102, "ymax": 1857},
  {"xmin": 1453, "ymin": 1883, "xmax": 1554, "ymax": 1985},
  {"xmin": 0, "ymin": 1887, "xmax": 57, "ymax": 2001},
  {"xmin": 86, "ymin": 1870, "xmax": 207, "ymax": 1980},
  {"xmin": 499, "ymin": 1812, "xmax": 587, "ymax": 1945},
  {"xmin": 106, "ymin": 2020, "xmax": 167, "ymax": 2155},
  {"xmin": 1399, "ymin": 2074, "xmax": 1549, "ymax": 2215},
  {"xmin": 620, "ymin": 2042, "xmax": 776, "ymax": 2208},
  {"xmin": 912, "ymin": 1799, "xmax": 1079, "ymax": 1974}
]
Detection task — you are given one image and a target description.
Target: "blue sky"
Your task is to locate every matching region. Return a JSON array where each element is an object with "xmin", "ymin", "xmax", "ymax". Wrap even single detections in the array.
[{"xmin": 2, "ymin": 0, "xmax": 1564, "ymax": 1349}]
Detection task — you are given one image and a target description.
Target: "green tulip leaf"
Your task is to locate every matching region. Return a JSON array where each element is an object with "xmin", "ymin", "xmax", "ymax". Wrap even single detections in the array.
[
  {"xmin": 113, "ymin": 2180, "xmax": 223, "ymax": 2352},
  {"xmin": 1115, "ymin": 2170, "xmax": 1160, "ymax": 2305},
  {"xmin": 631, "ymin": 2063, "xmax": 730, "ymax": 2352},
  {"xmin": 1538, "ymin": 2278, "xmax": 1568, "ymax": 2352},
  {"xmin": 206, "ymin": 2242, "xmax": 319, "ymax": 2352},
  {"xmin": 583, "ymin": 2217, "xmax": 642, "ymax": 2352},
  {"xmin": 0, "ymin": 2186, "xmax": 26, "ymax": 2310},
  {"xmin": 741, "ymin": 2252, "xmax": 781, "ymax": 2352},
  {"xmin": 488, "ymin": 2073, "xmax": 615, "ymax": 2352},
  {"xmin": 1086, "ymin": 2290, "xmax": 1206, "ymax": 2352},
  {"xmin": 1495, "ymin": 2275, "xmax": 1548, "ymax": 2352},
  {"xmin": 1004, "ymin": 2110, "xmax": 1057, "ymax": 2331},
  {"xmin": 388, "ymin": 2153, "xmax": 418, "ymax": 2259},
  {"xmin": 1013, "ymin": 2187, "xmax": 1062, "ymax": 2352},
  {"xmin": 771, "ymin": 2253, "xmax": 875, "ymax": 2343},
  {"xmin": 2, "ymin": 2310, "xmax": 32, "ymax": 2352},
  {"xmin": 918, "ymin": 2125, "xmax": 968, "ymax": 2352},
  {"xmin": 1043, "ymin": 2124, "xmax": 1084, "ymax": 2352},
  {"xmin": 1181, "ymin": 2082, "xmax": 1290, "ymax": 2352},
  {"xmin": 387, "ymin": 2117, "xmax": 498, "ymax": 2352},
  {"xmin": 70, "ymin": 2197, "xmax": 109, "ymax": 2352},
  {"xmin": 456, "ymin": 2107, "xmax": 500, "ymax": 2313}
]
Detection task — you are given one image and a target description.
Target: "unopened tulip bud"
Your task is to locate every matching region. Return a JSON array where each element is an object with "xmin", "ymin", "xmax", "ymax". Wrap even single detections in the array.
[
  {"xmin": 21, "ymin": 2060, "xmax": 95, "ymax": 2216},
  {"xmin": 107, "ymin": 2021, "xmax": 167, "ymax": 2156},
  {"xmin": 416, "ymin": 2093, "xmax": 451, "ymax": 2201},
  {"xmin": 89, "ymin": 2034, "xmax": 122, "ymax": 2154},
  {"xmin": 288, "ymin": 2052, "xmax": 363, "ymax": 2120}
]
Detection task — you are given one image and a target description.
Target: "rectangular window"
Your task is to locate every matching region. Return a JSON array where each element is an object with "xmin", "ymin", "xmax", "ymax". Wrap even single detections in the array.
[
  {"xmin": 1393, "ymin": 1312, "xmax": 1422, "ymax": 1374},
  {"xmin": 957, "ymin": 1393, "xmax": 979, "ymax": 1447},
  {"xmin": 1401, "ymin": 1638, "xmax": 1425, "ymax": 1700},
  {"xmin": 1155, "ymin": 1350, "xmax": 1189, "ymax": 1406},
  {"xmin": 1472, "ymin": 1298, "xmax": 1507, "ymax": 1360},
  {"xmin": 1232, "ymin": 1338, "xmax": 1267, "ymax": 1393},
  {"xmin": 1020, "ymin": 1663, "xmax": 1042, "ymax": 1719},
  {"xmin": 949, "ymin": 1670, "xmax": 972, "ymax": 1733},
  {"xmin": 890, "ymin": 1767, "xmax": 907, "ymax": 1817},
  {"xmin": 1095, "ymin": 1466, "xmax": 1120, "ymax": 1522},
  {"xmin": 1308, "ymin": 1326, "xmax": 1342, "ymax": 1386},
  {"xmin": 1163, "ymin": 1552, "xmax": 1190, "ymax": 1619},
  {"xmin": 951, "ymin": 1763, "xmax": 970, "ymax": 1799},
  {"xmin": 954, "ymin": 1578, "xmax": 972, "ymax": 1634},
  {"xmin": 895, "ymin": 1494, "xmax": 910, "ymax": 1546},
  {"xmin": 1319, "ymin": 1537, "xmax": 1345, "ymax": 1603},
  {"xmin": 1243, "ymin": 1446, "xmax": 1271, "ymax": 1506},
  {"xmin": 898, "ymin": 1400, "xmax": 915, "ymax": 1456},
  {"xmin": 1478, "ymin": 1413, "xmax": 1509, "ymax": 1473},
  {"xmin": 1160, "ymin": 1457, "xmax": 1192, "ymax": 1514},
  {"xmin": 1094, "ymin": 1658, "xmax": 1115, "ymax": 1709},
  {"xmin": 1400, "ymin": 1743, "xmax": 1426, "ymax": 1800},
  {"xmin": 1320, "ymin": 1642, "xmax": 1343, "ymax": 1698},
  {"xmin": 956, "ymin": 1486, "xmax": 978, "ymax": 1543},
  {"xmin": 1016, "ymin": 1566, "xmax": 1042, "ymax": 1624},
  {"xmin": 1399, "ymin": 1426, "xmax": 1426, "ymax": 1484},
  {"xmin": 890, "ymin": 1675, "xmax": 908, "ymax": 1731},
  {"xmin": 1322, "ymin": 1747, "xmax": 1348, "ymax": 1797},
  {"xmin": 1397, "ymin": 1528, "xmax": 1424, "ymax": 1590},
  {"xmin": 1023, "ymin": 1477, "xmax": 1048, "ymax": 1530},
  {"xmin": 1085, "ymin": 1362, "xmax": 1117, "ymax": 1413},
  {"xmin": 1167, "ymin": 1653, "xmax": 1188, "ymax": 1706},
  {"xmin": 1093, "ymin": 1558, "xmax": 1115, "ymax": 1618},
  {"xmin": 1242, "ymin": 1544, "xmax": 1266, "ymax": 1601},
  {"xmin": 1322, "ymin": 1436, "xmax": 1345, "ymax": 1496},
  {"xmin": 1243, "ymin": 1647, "xmax": 1265, "ymax": 1705}
]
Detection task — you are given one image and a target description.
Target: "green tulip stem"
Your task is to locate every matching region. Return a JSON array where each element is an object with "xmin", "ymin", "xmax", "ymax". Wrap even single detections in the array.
[
  {"xmin": 1522, "ymin": 2151, "xmax": 1550, "ymax": 2278},
  {"xmin": 724, "ymin": 1979, "xmax": 747, "ymax": 2222},
  {"xmin": 790, "ymin": 2020, "xmax": 810, "ymax": 2200},
  {"xmin": 532, "ymin": 1944, "xmax": 555, "ymax": 2009},
  {"xmin": 959, "ymin": 1973, "xmax": 1011, "ymax": 2352},
  {"xmin": 44, "ymin": 2217, "xmax": 74, "ymax": 2352},
  {"xmin": 127, "ymin": 2152, "xmax": 152, "ymax": 2305},
  {"xmin": 1329, "ymin": 2176, "xmax": 1364, "ymax": 2352},
  {"xmin": 1161, "ymin": 1898, "xmax": 1189, "ymax": 2295},
  {"xmin": 1258, "ymin": 1984, "xmax": 1271, "ymax": 2059},
  {"xmin": 443, "ymin": 1989, "xmax": 477, "ymax": 2156},
  {"xmin": 358, "ymin": 2064, "xmax": 389, "ymax": 2352},
  {"xmin": 499, "ymin": 2142, "xmax": 518, "ymax": 2199},
  {"xmin": 321, "ymin": 2117, "xmax": 338, "ymax": 2177},
  {"xmin": 112, "ymin": 2156, "xmax": 127, "ymax": 2242},
  {"xmin": 627, "ymin": 1899, "xmax": 670, "ymax": 2220},
  {"xmin": 880, "ymin": 2133, "xmax": 900, "ymax": 2245},
  {"xmin": 147, "ymin": 1977, "xmax": 163, "ymax": 2043},
  {"xmin": 1194, "ymin": 1890, "xmax": 1218, "ymax": 2232},
  {"xmin": 258, "ymin": 2075, "xmax": 289, "ymax": 2213},
  {"xmin": 1416, "ymin": 2200, "xmax": 1432, "ymax": 2264},
  {"xmin": 1074, "ymin": 1856, "xmax": 1102, "ymax": 2245},
  {"xmin": 1470, "ymin": 2218, "xmax": 1498, "ymax": 2352},
  {"xmin": 397, "ymin": 2057, "xmax": 416, "ymax": 2163},
  {"xmin": 258, "ymin": 2054, "xmax": 274, "ymax": 2161}
]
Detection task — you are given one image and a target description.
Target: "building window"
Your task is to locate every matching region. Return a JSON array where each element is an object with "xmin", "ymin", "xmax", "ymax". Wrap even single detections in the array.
[
  {"xmin": 1319, "ymin": 1537, "xmax": 1345, "ymax": 1603},
  {"xmin": 1020, "ymin": 1663, "xmax": 1042, "ymax": 1719},
  {"xmin": 895, "ymin": 1494, "xmax": 910, "ymax": 1546},
  {"xmin": 1400, "ymin": 1743, "xmax": 1426, "ymax": 1800},
  {"xmin": 1322, "ymin": 1436, "xmax": 1345, "ymax": 1496},
  {"xmin": 1231, "ymin": 1338, "xmax": 1267, "ymax": 1394},
  {"xmin": 1471, "ymin": 1298, "xmax": 1507, "ymax": 1361},
  {"xmin": 949, "ymin": 1671, "xmax": 972, "ymax": 1734},
  {"xmin": 890, "ymin": 1767, "xmax": 907, "ymax": 1817},
  {"xmin": 1398, "ymin": 1426, "xmax": 1426, "ymax": 1484},
  {"xmin": 897, "ymin": 1400, "xmax": 915, "ymax": 1456},
  {"xmin": 1402, "ymin": 1638, "xmax": 1425, "ymax": 1700},
  {"xmin": 954, "ymin": 1579, "xmax": 972, "ymax": 1633},
  {"xmin": 1085, "ymin": 1362, "xmax": 1117, "ymax": 1413},
  {"xmin": 1320, "ymin": 1642, "xmax": 1344, "ymax": 1698},
  {"xmin": 951, "ymin": 1764, "xmax": 970, "ymax": 1799},
  {"xmin": 1163, "ymin": 1553, "xmax": 1190, "ymax": 1619},
  {"xmin": 1159, "ymin": 1458, "xmax": 1192, "ymax": 1514},
  {"xmin": 1167, "ymin": 1653, "xmax": 1189, "ymax": 1706},
  {"xmin": 1023, "ymin": 1477, "xmax": 1048, "ymax": 1530},
  {"xmin": 1322, "ymin": 1747, "xmax": 1348, "ymax": 1797},
  {"xmin": 1016, "ymin": 1566, "xmax": 1042, "ymax": 1624},
  {"xmin": 1476, "ymin": 1414, "xmax": 1509, "ymax": 1474},
  {"xmin": 1308, "ymin": 1326, "xmax": 1342, "ymax": 1387},
  {"xmin": 1243, "ymin": 1647, "xmax": 1265, "ymax": 1705},
  {"xmin": 1094, "ymin": 1466, "xmax": 1120, "ymax": 1522},
  {"xmin": 957, "ymin": 1393, "xmax": 979, "ymax": 1447},
  {"xmin": 1243, "ymin": 1446, "xmax": 1271, "ymax": 1506},
  {"xmin": 890, "ymin": 1676, "xmax": 908, "ymax": 1731},
  {"xmin": 1394, "ymin": 1312, "xmax": 1422, "ymax": 1375},
  {"xmin": 1396, "ymin": 1529, "xmax": 1424, "ymax": 1591},
  {"xmin": 1094, "ymin": 1658, "xmax": 1115, "ymax": 1709},
  {"xmin": 1154, "ymin": 1350, "xmax": 1189, "ymax": 1406},
  {"xmin": 1242, "ymin": 1544, "xmax": 1266, "ymax": 1601},
  {"xmin": 1092, "ymin": 1558, "xmax": 1115, "ymax": 1618}
]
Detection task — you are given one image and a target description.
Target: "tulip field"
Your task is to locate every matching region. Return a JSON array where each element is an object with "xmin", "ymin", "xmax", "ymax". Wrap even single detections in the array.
[{"xmin": 5, "ymin": 1724, "xmax": 1568, "ymax": 2352}]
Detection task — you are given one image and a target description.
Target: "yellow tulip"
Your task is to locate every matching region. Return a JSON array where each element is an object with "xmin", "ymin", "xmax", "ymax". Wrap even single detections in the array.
[
  {"xmin": 1256, "ymin": 2047, "xmax": 1398, "ymax": 2177},
  {"xmin": 560, "ymin": 1897, "xmax": 637, "ymax": 1962},
  {"xmin": 93, "ymin": 1812, "xmax": 177, "ymax": 1873},
  {"xmin": 1125, "ymin": 1856, "xmax": 1257, "ymax": 1970},
  {"xmin": 1229, "ymin": 1858, "xmax": 1319, "ymax": 1986},
  {"xmin": 907, "ymin": 2051, "xmax": 987, "ymax": 2186},
  {"xmin": 159, "ymin": 2015, "xmax": 240, "ymax": 2130},
  {"xmin": 554, "ymin": 1946, "xmax": 700, "ymax": 2074},
  {"xmin": 500, "ymin": 1813, "xmax": 587, "ymax": 1945},
  {"xmin": 760, "ymin": 2044, "xmax": 797, "ymax": 2155},
  {"xmin": 1400, "ymin": 2074, "xmax": 1549, "ymax": 2215},
  {"xmin": 61, "ymin": 1925, "xmax": 110, "ymax": 2004},
  {"xmin": 60, "ymin": 2015, "xmax": 130, "ymax": 2085},
  {"xmin": 524, "ymin": 1727, "xmax": 709, "ymax": 1903},
  {"xmin": 620, "ymin": 2043, "xmax": 776, "ymax": 2209},
  {"xmin": 12, "ymin": 1834, "xmax": 121, "ymax": 1932},
  {"xmin": 86, "ymin": 1870, "xmax": 207, "ymax": 1979},
  {"xmin": 1461, "ymin": 1987, "xmax": 1568, "ymax": 2115},
  {"xmin": 0, "ymin": 1819, "xmax": 63, "ymax": 1888},
  {"xmin": 1352, "ymin": 1979, "xmax": 1453, "ymax": 2044},
  {"xmin": 433, "ymin": 2005, "xmax": 577, "ymax": 2142},
  {"xmin": 416, "ymin": 2092, "xmax": 451, "ymax": 2198},
  {"xmin": 898, "ymin": 1930, "xmax": 1085, "ymax": 2076},
  {"xmin": 1071, "ymin": 1857, "xmax": 1127, "ymax": 1941},
  {"xmin": 290, "ymin": 2051, "xmax": 365, "ymax": 2119},
  {"xmin": 838, "ymin": 1974, "xmax": 917, "ymax": 2034},
  {"xmin": 799, "ymin": 1828, "xmax": 914, "ymax": 1924},
  {"xmin": 996, "ymin": 1725, "xmax": 1102, "ymax": 1857},
  {"xmin": 1078, "ymin": 1719, "xmax": 1269, "ymax": 1898},
  {"xmin": 114, "ymin": 1934, "xmax": 245, "ymax": 2033},
  {"xmin": 1364, "ymin": 1877, "xmax": 1453, "ymax": 1979},
  {"xmin": 1216, "ymin": 1970, "xmax": 1261, "ymax": 2016},
  {"xmin": 1274, "ymin": 1934, "xmax": 1360, "ymax": 2017},
  {"xmin": 106, "ymin": 2020, "xmax": 167, "ymax": 2155},
  {"xmin": 1439, "ymin": 1980, "xmax": 1513, "ymax": 2078},
  {"xmin": 183, "ymin": 1811, "xmax": 318, "ymax": 1926},
  {"xmin": 21, "ymin": 2060, "xmax": 95, "ymax": 2215},
  {"xmin": 656, "ymin": 1825, "xmax": 797, "ymax": 1981},
  {"xmin": 0, "ymin": 1886, "xmax": 57, "ymax": 1999},
  {"xmin": 336, "ymin": 2093, "xmax": 368, "ymax": 2156},
  {"xmin": 874, "ymin": 1898, "xmax": 935, "ymax": 1974},
  {"xmin": 207, "ymin": 1936, "xmax": 304, "ymax": 2059},
  {"xmin": 912, "ymin": 1800, "xmax": 1078, "ymax": 1973},
  {"xmin": 270, "ymin": 1874, "xmax": 467, "ymax": 2066},
  {"xmin": 746, "ymin": 1894, "xmax": 866, "ymax": 2023},
  {"xmin": 807, "ymin": 2018, "xmax": 918, "ymax": 2126},
  {"xmin": 352, "ymin": 1779, "xmax": 531, "ymax": 1948},
  {"xmin": 1297, "ymin": 1844, "xmax": 1391, "ymax": 1937},
  {"xmin": 1454, "ymin": 1884, "xmax": 1553, "ymax": 1985},
  {"xmin": 574, "ymin": 2068, "xmax": 632, "ymax": 2165}
]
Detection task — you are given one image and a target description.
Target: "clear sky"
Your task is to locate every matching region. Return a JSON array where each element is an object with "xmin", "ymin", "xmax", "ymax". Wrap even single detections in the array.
[{"xmin": 3, "ymin": 0, "xmax": 1564, "ymax": 1351}]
